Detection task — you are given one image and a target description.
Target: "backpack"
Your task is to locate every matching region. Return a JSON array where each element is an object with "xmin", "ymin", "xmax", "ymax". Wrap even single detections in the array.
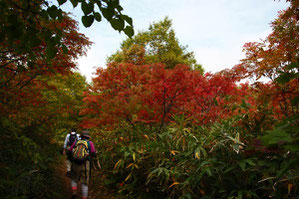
[
  {"xmin": 68, "ymin": 133, "xmax": 78, "ymax": 146},
  {"xmin": 72, "ymin": 140, "xmax": 90, "ymax": 164}
]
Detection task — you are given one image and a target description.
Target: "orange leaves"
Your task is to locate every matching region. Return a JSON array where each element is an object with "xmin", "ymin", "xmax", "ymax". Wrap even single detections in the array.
[
  {"xmin": 81, "ymin": 63, "xmax": 151, "ymax": 128},
  {"xmin": 228, "ymin": 3, "xmax": 298, "ymax": 82},
  {"xmin": 1, "ymin": 15, "xmax": 91, "ymax": 127},
  {"xmin": 170, "ymin": 150, "xmax": 179, "ymax": 155},
  {"xmin": 169, "ymin": 182, "xmax": 180, "ymax": 188},
  {"xmin": 217, "ymin": 3, "xmax": 298, "ymax": 129},
  {"xmin": 81, "ymin": 62, "xmax": 245, "ymax": 129}
]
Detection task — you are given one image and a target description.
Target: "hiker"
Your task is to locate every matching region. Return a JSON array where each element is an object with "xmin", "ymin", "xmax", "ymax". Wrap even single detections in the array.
[
  {"xmin": 63, "ymin": 128, "xmax": 80, "ymax": 176},
  {"xmin": 68, "ymin": 130, "xmax": 96, "ymax": 199}
]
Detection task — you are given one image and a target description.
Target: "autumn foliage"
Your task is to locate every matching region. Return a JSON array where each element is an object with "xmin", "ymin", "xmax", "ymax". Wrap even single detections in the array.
[
  {"xmin": 80, "ymin": 62, "xmax": 249, "ymax": 130},
  {"xmin": 0, "ymin": 15, "xmax": 91, "ymax": 121},
  {"xmin": 1, "ymin": 0, "xmax": 298, "ymax": 198},
  {"xmin": 0, "ymin": 10, "xmax": 91, "ymax": 198},
  {"xmin": 222, "ymin": 1, "xmax": 298, "ymax": 123},
  {"xmin": 81, "ymin": 2, "xmax": 298, "ymax": 198}
]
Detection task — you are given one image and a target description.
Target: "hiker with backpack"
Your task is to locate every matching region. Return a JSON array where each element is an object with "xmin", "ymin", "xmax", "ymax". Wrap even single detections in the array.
[
  {"xmin": 63, "ymin": 128, "xmax": 80, "ymax": 176},
  {"xmin": 68, "ymin": 130, "xmax": 96, "ymax": 199}
]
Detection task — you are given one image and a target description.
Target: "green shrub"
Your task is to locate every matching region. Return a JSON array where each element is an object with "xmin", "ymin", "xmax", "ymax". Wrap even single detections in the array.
[
  {"xmin": 93, "ymin": 114, "xmax": 298, "ymax": 198},
  {"xmin": 0, "ymin": 117, "xmax": 69, "ymax": 199}
]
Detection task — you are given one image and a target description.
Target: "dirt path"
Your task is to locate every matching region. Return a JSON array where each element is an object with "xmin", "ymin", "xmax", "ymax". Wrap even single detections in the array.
[
  {"xmin": 89, "ymin": 170, "xmax": 118, "ymax": 199},
  {"xmin": 58, "ymin": 157, "xmax": 118, "ymax": 199},
  {"xmin": 56, "ymin": 157, "xmax": 73, "ymax": 198}
]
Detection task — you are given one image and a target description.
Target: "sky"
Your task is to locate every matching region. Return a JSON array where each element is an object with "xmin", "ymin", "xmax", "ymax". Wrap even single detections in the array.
[{"xmin": 61, "ymin": 0, "xmax": 290, "ymax": 82}]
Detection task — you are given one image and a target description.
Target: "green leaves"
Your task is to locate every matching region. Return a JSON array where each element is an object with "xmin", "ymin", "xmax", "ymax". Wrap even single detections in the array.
[
  {"xmin": 81, "ymin": 1, "xmax": 94, "ymax": 15},
  {"xmin": 30, "ymin": 37, "xmax": 42, "ymax": 47},
  {"xmin": 100, "ymin": 7, "xmax": 114, "ymax": 21},
  {"xmin": 109, "ymin": 17, "xmax": 134, "ymax": 37},
  {"xmin": 46, "ymin": 47, "xmax": 58, "ymax": 60},
  {"xmin": 285, "ymin": 62, "xmax": 298, "ymax": 70},
  {"xmin": 76, "ymin": 0, "xmax": 134, "ymax": 37},
  {"xmin": 47, "ymin": 5, "xmax": 58, "ymax": 19},
  {"xmin": 262, "ymin": 128, "xmax": 293, "ymax": 145},
  {"xmin": 107, "ymin": 17, "xmax": 201, "ymax": 68},
  {"xmin": 275, "ymin": 62, "xmax": 298, "ymax": 85},
  {"xmin": 238, "ymin": 159, "xmax": 255, "ymax": 171},
  {"xmin": 110, "ymin": 18, "xmax": 124, "ymax": 31},
  {"xmin": 82, "ymin": 15, "xmax": 94, "ymax": 27},
  {"xmin": 122, "ymin": 15, "xmax": 133, "ymax": 26},
  {"xmin": 94, "ymin": 12, "xmax": 102, "ymax": 22},
  {"xmin": 124, "ymin": 26, "xmax": 134, "ymax": 37},
  {"xmin": 58, "ymin": 0, "xmax": 67, "ymax": 6},
  {"xmin": 62, "ymin": 44, "xmax": 68, "ymax": 54},
  {"xmin": 70, "ymin": 0, "xmax": 78, "ymax": 8},
  {"xmin": 47, "ymin": 5, "xmax": 63, "ymax": 20},
  {"xmin": 275, "ymin": 71, "xmax": 295, "ymax": 84},
  {"xmin": 109, "ymin": 0, "xmax": 120, "ymax": 9}
]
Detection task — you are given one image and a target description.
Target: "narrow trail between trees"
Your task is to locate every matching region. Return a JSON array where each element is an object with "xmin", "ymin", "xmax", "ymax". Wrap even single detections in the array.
[
  {"xmin": 57, "ymin": 157, "xmax": 117, "ymax": 199},
  {"xmin": 56, "ymin": 158, "xmax": 73, "ymax": 198}
]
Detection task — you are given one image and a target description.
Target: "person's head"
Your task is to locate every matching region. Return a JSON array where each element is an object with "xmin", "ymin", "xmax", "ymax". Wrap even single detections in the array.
[
  {"xmin": 70, "ymin": 128, "xmax": 76, "ymax": 133},
  {"xmin": 81, "ymin": 130, "xmax": 91, "ymax": 140}
]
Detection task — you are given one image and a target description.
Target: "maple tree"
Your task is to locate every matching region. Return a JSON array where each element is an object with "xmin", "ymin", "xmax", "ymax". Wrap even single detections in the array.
[
  {"xmin": 80, "ymin": 62, "xmax": 149, "ymax": 129},
  {"xmin": 0, "ymin": 14, "xmax": 91, "ymax": 116},
  {"xmin": 107, "ymin": 17, "xmax": 203, "ymax": 72},
  {"xmin": 224, "ymin": 0, "xmax": 298, "ymax": 122},
  {"xmin": 225, "ymin": 0, "xmax": 297, "ymax": 82},
  {"xmin": 80, "ymin": 62, "xmax": 244, "ymax": 130}
]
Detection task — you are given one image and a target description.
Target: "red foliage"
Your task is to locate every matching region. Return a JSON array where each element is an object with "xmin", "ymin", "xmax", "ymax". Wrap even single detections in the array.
[
  {"xmin": 80, "ymin": 63, "xmax": 245, "ymax": 129},
  {"xmin": 221, "ymin": 3, "xmax": 299, "ymax": 124},
  {"xmin": 0, "ymin": 15, "xmax": 91, "ymax": 126}
]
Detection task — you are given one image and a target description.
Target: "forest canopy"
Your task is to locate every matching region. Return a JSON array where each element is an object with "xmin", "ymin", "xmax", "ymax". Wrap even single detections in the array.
[{"xmin": 0, "ymin": 0, "xmax": 298, "ymax": 198}]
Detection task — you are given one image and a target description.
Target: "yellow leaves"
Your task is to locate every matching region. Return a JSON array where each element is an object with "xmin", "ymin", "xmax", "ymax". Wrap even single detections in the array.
[
  {"xmin": 114, "ymin": 159, "xmax": 122, "ymax": 170},
  {"xmin": 143, "ymin": 134, "xmax": 149, "ymax": 140},
  {"xmin": 137, "ymin": 148, "xmax": 144, "ymax": 154},
  {"xmin": 124, "ymin": 172, "xmax": 132, "ymax": 182},
  {"xmin": 132, "ymin": 114, "xmax": 138, "ymax": 122},
  {"xmin": 184, "ymin": 127, "xmax": 191, "ymax": 134},
  {"xmin": 170, "ymin": 150, "xmax": 179, "ymax": 155},
  {"xmin": 132, "ymin": 152, "xmax": 136, "ymax": 161},
  {"xmin": 169, "ymin": 182, "xmax": 180, "ymax": 188},
  {"xmin": 126, "ymin": 163, "xmax": 139, "ymax": 169},
  {"xmin": 194, "ymin": 147, "xmax": 207, "ymax": 159},
  {"xmin": 126, "ymin": 163, "xmax": 133, "ymax": 169}
]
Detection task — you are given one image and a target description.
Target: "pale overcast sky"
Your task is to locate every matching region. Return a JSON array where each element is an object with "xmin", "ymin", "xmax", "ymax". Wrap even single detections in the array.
[{"xmin": 61, "ymin": 0, "xmax": 290, "ymax": 82}]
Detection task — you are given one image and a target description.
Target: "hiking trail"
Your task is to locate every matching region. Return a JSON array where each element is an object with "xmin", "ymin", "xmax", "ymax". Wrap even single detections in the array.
[{"xmin": 57, "ymin": 157, "xmax": 118, "ymax": 199}]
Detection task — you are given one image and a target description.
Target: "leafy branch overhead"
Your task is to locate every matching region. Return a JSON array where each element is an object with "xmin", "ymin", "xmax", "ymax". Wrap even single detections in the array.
[
  {"xmin": 0, "ymin": 0, "xmax": 134, "ymax": 66},
  {"xmin": 69, "ymin": 0, "xmax": 134, "ymax": 36}
]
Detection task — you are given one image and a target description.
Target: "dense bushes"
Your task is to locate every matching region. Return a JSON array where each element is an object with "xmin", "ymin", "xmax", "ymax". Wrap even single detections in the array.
[
  {"xmin": 92, "ymin": 112, "xmax": 298, "ymax": 198},
  {"xmin": 85, "ymin": 3, "xmax": 298, "ymax": 197},
  {"xmin": 0, "ymin": 117, "xmax": 69, "ymax": 199}
]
